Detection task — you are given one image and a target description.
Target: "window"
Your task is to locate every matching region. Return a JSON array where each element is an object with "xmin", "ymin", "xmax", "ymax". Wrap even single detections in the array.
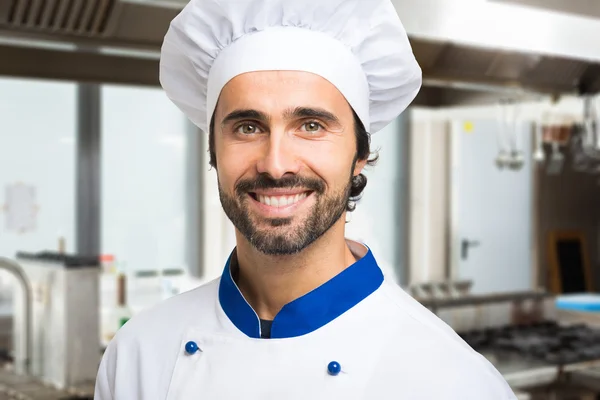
[
  {"xmin": 0, "ymin": 77, "xmax": 77, "ymax": 258},
  {"xmin": 101, "ymin": 84, "xmax": 188, "ymax": 276}
]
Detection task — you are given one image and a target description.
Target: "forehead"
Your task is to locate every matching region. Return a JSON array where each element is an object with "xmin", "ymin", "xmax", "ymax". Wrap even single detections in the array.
[{"xmin": 216, "ymin": 70, "xmax": 352, "ymax": 117}]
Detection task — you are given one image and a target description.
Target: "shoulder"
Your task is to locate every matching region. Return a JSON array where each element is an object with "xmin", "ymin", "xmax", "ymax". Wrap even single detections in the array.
[
  {"xmin": 369, "ymin": 280, "xmax": 516, "ymax": 398},
  {"xmin": 376, "ymin": 279, "xmax": 476, "ymax": 352},
  {"xmin": 115, "ymin": 277, "xmax": 220, "ymax": 344},
  {"xmin": 94, "ymin": 278, "xmax": 221, "ymax": 399}
]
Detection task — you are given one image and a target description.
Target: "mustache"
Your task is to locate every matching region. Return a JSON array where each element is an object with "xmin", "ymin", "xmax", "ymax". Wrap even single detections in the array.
[{"xmin": 235, "ymin": 174, "xmax": 325, "ymax": 196}]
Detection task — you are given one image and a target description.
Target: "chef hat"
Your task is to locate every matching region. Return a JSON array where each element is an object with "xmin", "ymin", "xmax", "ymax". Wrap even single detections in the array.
[{"xmin": 159, "ymin": 0, "xmax": 422, "ymax": 134}]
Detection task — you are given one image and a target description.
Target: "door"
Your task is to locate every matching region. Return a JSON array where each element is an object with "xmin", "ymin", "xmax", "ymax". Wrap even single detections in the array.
[{"xmin": 450, "ymin": 119, "xmax": 534, "ymax": 295}]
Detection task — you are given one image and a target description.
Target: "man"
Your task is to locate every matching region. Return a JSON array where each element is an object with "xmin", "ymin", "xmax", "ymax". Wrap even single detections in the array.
[{"xmin": 95, "ymin": 0, "xmax": 517, "ymax": 398}]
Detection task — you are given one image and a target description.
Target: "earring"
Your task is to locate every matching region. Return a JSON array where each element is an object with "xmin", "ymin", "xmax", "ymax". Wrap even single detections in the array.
[{"xmin": 345, "ymin": 212, "xmax": 353, "ymax": 223}]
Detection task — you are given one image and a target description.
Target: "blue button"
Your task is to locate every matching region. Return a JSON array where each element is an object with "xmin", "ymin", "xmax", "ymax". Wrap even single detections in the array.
[
  {"xmin": 327, "ymin": 361, "xmax": 341, "ymax": 376},
  {"xmin": 185, "ymin": 341, "xmax": 199, "ymax": 355}
]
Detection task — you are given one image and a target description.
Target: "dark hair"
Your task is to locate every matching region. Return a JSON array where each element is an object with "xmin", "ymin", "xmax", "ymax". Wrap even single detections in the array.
[{"xmin": 208, "ymin": 110, "xmax": 378, "ymax": 212}]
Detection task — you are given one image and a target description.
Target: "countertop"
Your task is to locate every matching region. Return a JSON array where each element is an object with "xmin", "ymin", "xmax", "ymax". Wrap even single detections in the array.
[{"xmin": 0, "ymin": 367, "xmax": 93, "ymax": 400}]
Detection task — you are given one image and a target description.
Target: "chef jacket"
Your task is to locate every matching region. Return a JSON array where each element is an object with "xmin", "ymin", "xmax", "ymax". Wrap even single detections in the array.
[{"xmin": 94, "ymin": 240, "xmax": 517, "ymax": 399}]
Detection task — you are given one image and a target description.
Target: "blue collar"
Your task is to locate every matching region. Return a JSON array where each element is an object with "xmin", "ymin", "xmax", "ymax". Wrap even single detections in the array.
[{"xmin": 218, "ymin": 245, "xmax": 384, "ymax": 339}]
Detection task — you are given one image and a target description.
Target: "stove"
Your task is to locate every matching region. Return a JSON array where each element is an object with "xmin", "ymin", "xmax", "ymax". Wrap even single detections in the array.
[{"xmin": 458, "ymin": 321, "xmax": 600, "ymax": 366}]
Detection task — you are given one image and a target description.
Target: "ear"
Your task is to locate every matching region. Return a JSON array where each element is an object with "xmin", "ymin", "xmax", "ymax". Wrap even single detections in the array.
[{"xmin": 353, "ymin": 158, "xmax": 368, "ymax": 177}]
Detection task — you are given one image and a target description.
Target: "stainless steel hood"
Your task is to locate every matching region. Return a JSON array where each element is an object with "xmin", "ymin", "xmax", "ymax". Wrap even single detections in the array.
[
  {"xmin": 0, "ymin": 0, "xmax": 181, "ymax": 50},
  {"xmin": 1, "ymin": 0, "xmax": 599, "ymax": 107},
  {"xmin": 489, "ymin": 0, "xmax": 600, "ymax": 20},
  {"xmin": 413, "ymin": 38, "xmax": 600, "ymax": 105}
]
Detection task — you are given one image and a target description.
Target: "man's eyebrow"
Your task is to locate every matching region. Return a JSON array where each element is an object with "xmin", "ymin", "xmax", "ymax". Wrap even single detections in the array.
[
  {"xmin": 284, "ymin": 107, "xmax": 341, "ymax": 125},
  {"xmin": 220, "ymin": 107, "xmax": 342, "ymax": 127},
  {"xmin": 221, "ymin": 109, "xmax": 270, "ymax": 126}
]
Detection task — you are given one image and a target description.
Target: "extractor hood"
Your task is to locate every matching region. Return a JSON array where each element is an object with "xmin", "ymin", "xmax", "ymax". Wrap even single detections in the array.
[
  {"xmin": 489, "ymin": 0, "xmax": 600, "ymax": 21},
  {"xmin": 0, "ymin": 0, "xmax": 181, "ymax": 50},
  {"xmin": 1, "ymin": 0, "xmax": 600, "ymax": 107}
]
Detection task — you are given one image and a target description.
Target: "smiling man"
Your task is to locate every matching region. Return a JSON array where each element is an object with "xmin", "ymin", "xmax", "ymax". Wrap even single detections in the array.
[{"xmin": 94, "ymin": 0, "xmax": 516, "ymax": 399}]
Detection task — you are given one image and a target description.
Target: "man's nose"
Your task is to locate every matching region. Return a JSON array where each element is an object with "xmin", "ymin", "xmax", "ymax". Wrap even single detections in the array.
[{"xmin": 255, "ymin": 131, "xmax": 301, "ymax": 180}]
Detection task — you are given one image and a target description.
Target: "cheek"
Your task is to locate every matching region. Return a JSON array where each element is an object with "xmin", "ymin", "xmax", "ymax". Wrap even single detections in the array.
[
  {"xmin": 302, "ymin": 141, "xmax": 355, "ymax": 185},
  {"xmin": 216, "ymin": 146, "xmax": 248, "ymax": 193}
]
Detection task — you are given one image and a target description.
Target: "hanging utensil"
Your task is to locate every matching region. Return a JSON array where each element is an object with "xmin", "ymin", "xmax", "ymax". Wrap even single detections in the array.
[
  {"xmin": 546, "ymin": 112, "xmax": 564, "ymax": 175},
  {"xmin": 593, "ymin": 96, "xmax": 600, "ymax": 151},
  {"xmin": 533, "ymin": 120, "xmax": 545, "ymax": 163},
  {"xmin": 582, "ymin": 97, "xmax": 595, "ymax": 151},
  {"xmin": 508, "ymin": 101, "xmax": 524, "ymax": 170},
  {"xmin": 495, "ymin": 101, "xmax": 511, "ymax": 169}
]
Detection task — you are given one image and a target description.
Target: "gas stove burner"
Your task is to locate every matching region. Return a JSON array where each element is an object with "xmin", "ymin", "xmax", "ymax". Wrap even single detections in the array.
[{"xmin": 458, "ymin": 321, "xmax": 600, "ymax": 365}]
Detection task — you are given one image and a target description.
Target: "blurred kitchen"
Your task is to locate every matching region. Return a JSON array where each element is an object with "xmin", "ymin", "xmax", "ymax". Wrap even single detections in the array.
[{"xmin": 1, "ymin": 0, "xmax": 600, "ymax": 398}]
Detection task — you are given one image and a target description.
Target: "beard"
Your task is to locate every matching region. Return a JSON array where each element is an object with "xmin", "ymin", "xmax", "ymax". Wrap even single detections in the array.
[{"xmin": 218, "ymin": 165, "xmax": 355, "ymax": 256}]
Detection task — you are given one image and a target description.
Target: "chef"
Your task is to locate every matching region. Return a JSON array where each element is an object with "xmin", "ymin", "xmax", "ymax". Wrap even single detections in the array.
[{"xmin": 94, "ymin": 0, "xmax": 517, "ymax": 398}]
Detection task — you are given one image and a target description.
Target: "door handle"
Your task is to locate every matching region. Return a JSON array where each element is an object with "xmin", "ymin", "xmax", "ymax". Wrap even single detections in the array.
[{"xmin": 461, "ymin": 239, "xmax": 480, "ymax": 260}]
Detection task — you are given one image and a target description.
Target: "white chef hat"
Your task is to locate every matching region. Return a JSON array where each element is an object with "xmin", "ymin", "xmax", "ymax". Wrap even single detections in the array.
[{"xmin": 159, "ymin": 0, "xmax": 422, "ymax": 134}]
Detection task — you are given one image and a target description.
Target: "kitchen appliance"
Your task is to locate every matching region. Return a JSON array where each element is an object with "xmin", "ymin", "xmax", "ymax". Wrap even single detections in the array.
[{"xmin": 12, "ymin": 251, "xmax": 101, "ymax": 391}]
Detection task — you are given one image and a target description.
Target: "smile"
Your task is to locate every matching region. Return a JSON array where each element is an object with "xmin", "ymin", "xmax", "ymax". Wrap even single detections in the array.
[
  {"xmin": 256, "ymin": 192, "xmax": 308, "ymax": 207},
  {"xmin": 248, "ymin": 190, "xmax": 313, "ymax": 215}
]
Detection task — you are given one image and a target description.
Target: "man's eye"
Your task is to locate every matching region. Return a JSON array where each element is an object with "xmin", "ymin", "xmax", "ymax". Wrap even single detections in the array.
[
  {"xmin": 302, "ymin": 122, "xmax": 323, "ymax": 132},
  {"xmin": 236, "ymin": 124, "xmax": 259, "ymax": 134}
]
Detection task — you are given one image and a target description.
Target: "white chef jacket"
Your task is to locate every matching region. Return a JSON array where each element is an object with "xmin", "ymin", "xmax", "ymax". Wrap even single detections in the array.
[{"xmin": 95, "ymin": 241, "xmax": 517, "ymax": 399}]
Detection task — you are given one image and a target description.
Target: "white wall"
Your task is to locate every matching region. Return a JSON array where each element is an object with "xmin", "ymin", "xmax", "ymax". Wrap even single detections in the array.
[
  {"xmin": 393, "ymin": 0, "xmax": 600, "ymax": 62},
  {"xmin": 408, "ymin": 119, "xmax": 450, "ymax": 285}
]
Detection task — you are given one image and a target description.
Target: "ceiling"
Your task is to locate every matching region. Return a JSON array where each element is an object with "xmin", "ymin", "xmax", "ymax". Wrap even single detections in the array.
[{"xmin": 1, "ymin": 0, "xmax": 600, "ymax": 107}]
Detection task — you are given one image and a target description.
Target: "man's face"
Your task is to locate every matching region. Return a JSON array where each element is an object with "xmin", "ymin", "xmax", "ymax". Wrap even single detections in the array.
[{"xmin": 214, "ymin": 70, "xmax": 366, "ymax": 255}]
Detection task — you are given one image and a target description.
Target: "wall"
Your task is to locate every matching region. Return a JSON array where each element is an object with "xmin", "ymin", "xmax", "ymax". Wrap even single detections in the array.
[{"xmin": 408, "ymin": 119, "xmax": 450, "ymax": 285}]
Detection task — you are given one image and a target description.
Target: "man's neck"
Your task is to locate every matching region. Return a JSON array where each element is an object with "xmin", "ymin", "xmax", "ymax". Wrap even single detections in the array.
[{"xmin": 233, "ymin": 220, "xmax": 357, "ymax": 321}]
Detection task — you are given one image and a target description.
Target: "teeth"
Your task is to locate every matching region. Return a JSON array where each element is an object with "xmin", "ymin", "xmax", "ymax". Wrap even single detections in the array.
[{"xmin": 257, "ymin": 193, "xmax": 308, "ymax": 207}]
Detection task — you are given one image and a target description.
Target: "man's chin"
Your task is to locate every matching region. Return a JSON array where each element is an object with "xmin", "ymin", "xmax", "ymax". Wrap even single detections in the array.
[
  {"xmin": 242, "ymin": 226, "xmax": 310, "ymax": 255},
  {"xmin": 250, "ymin": 237, "xmax": 308, "ymax": 256},
  {"xmin": 247, "ymin": 213, "xmax": 297, "ymax": 228}
]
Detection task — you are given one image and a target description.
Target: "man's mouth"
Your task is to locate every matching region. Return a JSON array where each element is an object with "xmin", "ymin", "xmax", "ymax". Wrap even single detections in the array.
[{"xmin": 248, "ymin": 191, "xmax": 313, "ymax": 208}]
